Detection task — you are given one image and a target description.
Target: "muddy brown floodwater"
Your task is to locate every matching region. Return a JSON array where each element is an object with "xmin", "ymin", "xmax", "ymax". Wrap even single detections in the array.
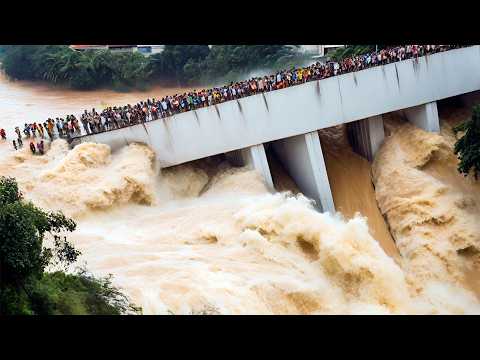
[
  {"xmin": 0, "ymin": 73, "xmax": 479, "ymax": 314},
  {"xmin": 0, "ymin": 72, "xmax": 192, "ymax": 131}
]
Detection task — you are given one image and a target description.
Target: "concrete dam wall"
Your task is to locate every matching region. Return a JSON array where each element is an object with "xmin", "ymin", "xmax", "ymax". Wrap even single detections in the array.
[{"xmin": 78, "ymin": 46, "xmax": 480, "ymax": 168}]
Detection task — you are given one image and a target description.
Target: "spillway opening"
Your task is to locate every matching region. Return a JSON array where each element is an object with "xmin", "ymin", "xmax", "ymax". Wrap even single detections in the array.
[
  {"xmin": 264, "ymin": 142, "xmax": 300, "ymax": 194},
  {"xmin": 318, "ymin": 125, "xmax": 401, "ymax": 260}
]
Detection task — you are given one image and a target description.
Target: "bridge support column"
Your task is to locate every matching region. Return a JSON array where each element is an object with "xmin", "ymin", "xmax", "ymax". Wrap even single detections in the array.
[
  {"xmin": 347, "ymin": 115, "xmax": 385, "ymax": 162},
  {"xmin": 226, "ymin": 144, "xmax": 274, "ymax": 190},
  {"xmin": 271, "ymin": 132, "xmax": 335, "ymax": 213},
  {"xmin": 404, "ymin": 101, "xmax": 440, "ymax": 132}
]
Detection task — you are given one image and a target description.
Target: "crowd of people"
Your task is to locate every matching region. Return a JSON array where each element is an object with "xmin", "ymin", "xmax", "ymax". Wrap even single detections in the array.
[
  {"xmin": 1, "ymin": 122, "xmax": 54, "ymax": 155},
  {"xmin": 2, "ymin": 45, "xmax": 468, "ymax": 149},
  {"xmin": 69, "ymin": 45, "xmax": 467, "ymax": 137}
]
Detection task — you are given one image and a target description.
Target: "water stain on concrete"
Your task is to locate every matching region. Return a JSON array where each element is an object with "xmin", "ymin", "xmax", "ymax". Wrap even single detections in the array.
[
  {"xmin": 337, "ymin": 78, "xmax": 344, "ymax": 107},
  {"xmin": 237, "ymin": 100, "xmax": 243, "ymax": 114},
  {"xmin": 394, "ymin": 64, "xmax": 400, "ymax": 89},
  {"xmin": 162, "ymin": 117, "xmax": 174, "ymax": 151},
  {"xmin": 142, "ymin": 122, "xmax": 149, "ymax": 135},
  {"xmin": 214, "ymin": 105, "xmax": 221, "ymax": 119},
  {"xmin": 262, "ymin": 93, "xmax": 269, "ymax": 112},
  {"xmin": 193, "ymin": 110, "xmax": 200, "ymax": 126}
]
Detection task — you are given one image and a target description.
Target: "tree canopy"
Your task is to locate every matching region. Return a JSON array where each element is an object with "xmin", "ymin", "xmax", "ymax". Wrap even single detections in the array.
[
  {"xmin": 1, "ymin": 45, "xmax": 151, "ymax": 90},
  {"xmin": 148, "ymin": 45, "xmax": 210, "ymax": 84},
  {"xmin": 0, "ymin": 176, "xmax": 140, "ymax": 315},
  {"xmin": 181, "ymin": 45, "xmax": 308, "ymax": 85},
  {"xmin": 453, "ymin": 104, "xmax": 480, "ymax": 179},
  {"xmin": 1, "ymin": 45, "xmax": 309, "ymax": 90}
]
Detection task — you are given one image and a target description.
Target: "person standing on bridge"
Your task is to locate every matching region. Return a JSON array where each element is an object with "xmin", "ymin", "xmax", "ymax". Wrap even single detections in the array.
[
  {"xmin": 72, "ymin": 115, "xmax": 81, "ymax": 134},
  {"xmin": 38, "ymin": 123, "xmax": 45, "ymax": 139},
  {"xmin": 29, "ymin": 141, "xmax": 36, "ymax": 155},
  {"xmin": 46, "ymin": 123, "xmax": 54, "ymax": 141},
  {"xmin": 31, "ymin": 123, "xmax": 37, "ymax": 138},
  {"xmin": 151, "ymin": 104, "xmax": 158, "ymax": 120},
  {"xmin": 55, "ymin": 118, "xmax": 62, "ymax": 137},
  {"xmin": 81, "ymin": 111, "xmax": 90, "ymax": 135},
  {"xmin": 15, "ymin": 126, "xmax": 21, "ymax": 140},
  {"xmin": 36, "ymin": 140, "xmax": 44, "ymax": 155}
]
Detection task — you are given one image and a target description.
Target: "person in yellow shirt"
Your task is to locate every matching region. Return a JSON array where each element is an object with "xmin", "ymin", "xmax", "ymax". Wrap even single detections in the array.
[
  {"xmin": 214, "ymin": 91, "xmax": 220, "ymax": 103},
  {"xmin": 297, "ymin": 69, "xmax": 303, "ymax": 82}
]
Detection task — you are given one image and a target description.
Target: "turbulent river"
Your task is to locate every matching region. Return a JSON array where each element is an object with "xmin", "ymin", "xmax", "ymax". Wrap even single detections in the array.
[{"xmin": 1, "ymin": 73, "xmax": 479, "ymax": 314}]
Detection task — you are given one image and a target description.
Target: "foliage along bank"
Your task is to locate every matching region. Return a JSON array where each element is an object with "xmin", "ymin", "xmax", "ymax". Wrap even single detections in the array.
[
  {"xmin": 454, "ymin": 104, "xmax": 480, "ymax": 179},
  {"xmin": 0, "ymin": 45, "xmax": 310, "ymax": 91},
  {"xmin": 0, "ymin": 176, "xmax": 140, "ymax": 315}
]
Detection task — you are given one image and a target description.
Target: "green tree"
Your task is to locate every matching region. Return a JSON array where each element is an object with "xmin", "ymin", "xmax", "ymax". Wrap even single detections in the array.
[
  {"xmin": 453, "ymin": 105, "xmax": 480, "ymax": 179},
  {"xmin": 0, "ymin": 176, "xmax": 78, "ymax": 314},
  {"xmin": 90, "ymin": 50, "xmax": 118, "ymax": 85},
  {"xmin": 1, "ymin": 45, "xmax": 154, "ymax": 91},
  {"xmin": 2, "ymin": 44, "xmax": 308, "ymax": 89},
  {"xmin": 113, "ymin": 52, "xmax": 151, "ymax": 89},
  {"xmin": 0, "ymin": 177, "xmax": 140, "ymax": 315},
  {"xmin": 148, "ymin": 45, "xmax": 210, "ymax": 84},
  {"xmin": 182, "ymin": 45, "xmax": 304, "ymax": 85}
]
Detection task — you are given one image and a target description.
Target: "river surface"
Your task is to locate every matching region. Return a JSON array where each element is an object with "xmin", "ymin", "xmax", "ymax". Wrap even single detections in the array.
[
  {"xmin": 0, "ymin": 72, "xmax": 191, "ymax": 131},
  {"xmin": 0, "ymin": 73, "xmax": 479, "ymax": 314}
]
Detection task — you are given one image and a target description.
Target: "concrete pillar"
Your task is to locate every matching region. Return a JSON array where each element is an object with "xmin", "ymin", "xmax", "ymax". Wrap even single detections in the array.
[
  {"xmin": 404, "ymin": 101, "xmax": 440, "ymax": 132},
  {"xmin": 232, "ymin": 144, "xmax": 274, "ymax": 191},
  {"xmin": 272, "ymin": 132, "xmax": 335, "ymax": 213},
  {"xmin": 347, "ymin": 115, "xmax": 385, "ymax": 162}
]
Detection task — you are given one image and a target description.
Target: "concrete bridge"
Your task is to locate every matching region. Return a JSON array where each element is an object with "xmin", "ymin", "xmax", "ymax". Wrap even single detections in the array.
[{"xmin": 73, "ymin": 45, "xmax": 480, "ymax": 213}]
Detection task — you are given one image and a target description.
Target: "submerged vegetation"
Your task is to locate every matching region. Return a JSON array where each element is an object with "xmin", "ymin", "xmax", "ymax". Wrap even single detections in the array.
[
  {"xmin": 454, "ymin": 104, "xmax": 480, "ymax": 179},
  {"xmin": 0, "ymin": 45, "xmax": 309, "ymax": 90},
  {"xmin": 0, "ymin": 176, "xmax": 140, "ymax": 315}
]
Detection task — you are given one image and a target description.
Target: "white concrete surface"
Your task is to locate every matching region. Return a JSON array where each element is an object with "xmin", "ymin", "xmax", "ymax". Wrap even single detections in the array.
[
  {"xmin": 348, "ymin": 115, "xmax": 385, "ymax": 161},
  {"xmin": 404, "ymin": 101, "xmax": 440, "ymax": 132},
  {"xmin": 240, "ymin": 144, "xmax": 274, "ymax": 191},
  {"xmin": 78, "ymin": 46, "xmax": 480, "ymax": 168},
  {"xmin": 271, "ymin": 132, "xmax": 335, "ymax": 213},
  {"xmin": 366, "ymin": 115, "xmax": 385, "ymax": 159}
]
